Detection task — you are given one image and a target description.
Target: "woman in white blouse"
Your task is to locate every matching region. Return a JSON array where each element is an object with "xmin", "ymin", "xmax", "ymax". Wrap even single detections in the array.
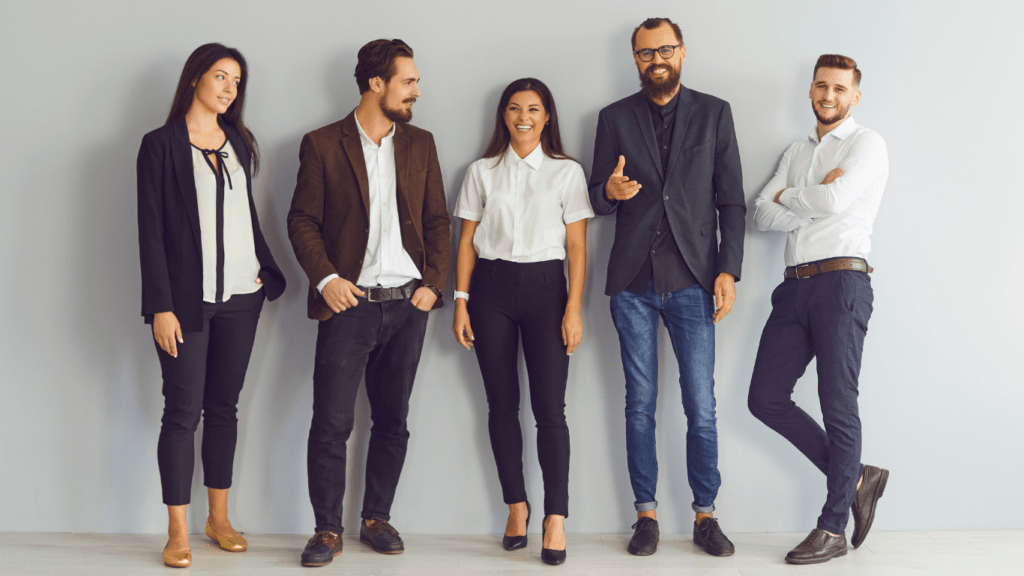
[
  {"xmin": 452, "ymin": 78, "xmax": 593, "ymax": 566},
  {"xmin": 136, "ymin": 43, "xmax": 285, "ymax": 568}
]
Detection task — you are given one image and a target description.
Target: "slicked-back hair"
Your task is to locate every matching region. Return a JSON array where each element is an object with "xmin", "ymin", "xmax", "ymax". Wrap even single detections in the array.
[
  {"xmin": 354, "ymin": 39, "xmax": 414, "ymax": 94},
  {"xmin": 814, "ymin": 54, "xmax": 861, "ymax": 86},
  {"xmin": 631, "ymin": 17, "xmax": 684, "ymax": 49},
  {"xmin": 482, "ymin": 78, "xmax": 574, "ymax": 164},
  {"xmin": 166, "ymin": 43, "xmax": 260, "ymax": 175}
]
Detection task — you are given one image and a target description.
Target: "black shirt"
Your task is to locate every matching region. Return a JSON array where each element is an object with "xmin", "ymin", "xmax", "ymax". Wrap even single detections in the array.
[{"xmin": 625, "ymin": 90, "xmax": 699, "ymax": 295}]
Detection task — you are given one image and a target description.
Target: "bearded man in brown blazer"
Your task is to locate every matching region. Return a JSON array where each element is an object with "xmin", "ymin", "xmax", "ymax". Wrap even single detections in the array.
[{"xmin": 287, "ymin": 39, "xmax": 450, "ymax": 567}]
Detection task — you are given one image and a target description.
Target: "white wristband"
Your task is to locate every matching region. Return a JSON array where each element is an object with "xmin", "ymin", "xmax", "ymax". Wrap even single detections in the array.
[{"xmin": 454, "ymin": 291, "xmax": 470, "ymax": 302}]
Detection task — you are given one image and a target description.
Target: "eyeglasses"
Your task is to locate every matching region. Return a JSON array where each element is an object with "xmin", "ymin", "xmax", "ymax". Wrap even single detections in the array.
[{"xmin": 633, "ymin": 44, "xmax": 683, "ymax": 62}]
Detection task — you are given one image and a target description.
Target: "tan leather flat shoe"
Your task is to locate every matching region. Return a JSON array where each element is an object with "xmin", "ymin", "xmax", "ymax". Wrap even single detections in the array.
[
  {"xmin": 162, "ymin": 548, "xmax": 192, "ymax": 568},
  {"xmin": 206, "ymin": 519, "xmax": 247, "ymax": 552}
]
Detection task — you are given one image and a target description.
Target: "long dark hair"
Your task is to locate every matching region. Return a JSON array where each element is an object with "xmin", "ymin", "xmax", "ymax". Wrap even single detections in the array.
[
  {"xmin": 482, "ymin": 78, "xmax": 573, "ymax": 162},
  {"xmin": 165, "ymin": 43, "xmax": 260, "ymax": 176}
]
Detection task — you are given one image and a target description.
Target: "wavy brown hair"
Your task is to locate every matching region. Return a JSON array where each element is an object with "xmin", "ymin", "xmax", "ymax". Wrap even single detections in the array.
[
  {"xmin": 165, "ymin": 43, "xmax": 260, "ymax": 175},
  {"xmin": 482, "ymin": 78, "xmax": 573, "ymax": 163}
]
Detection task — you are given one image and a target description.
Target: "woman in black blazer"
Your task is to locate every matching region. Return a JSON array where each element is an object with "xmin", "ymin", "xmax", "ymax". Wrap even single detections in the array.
[{"xmin": 137, "ymin": 43, "xmax": 285, "ymax": 568}]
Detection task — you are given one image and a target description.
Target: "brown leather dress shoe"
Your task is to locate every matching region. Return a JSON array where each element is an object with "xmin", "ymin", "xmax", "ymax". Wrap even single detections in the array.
[
  {"xmin": 785, "ymin": 529, "xmax": 848, "ymax": 564},
  {"xmin": 162, "ymin": 548, "xmax": 192, "ymax": 568},
  {"xmin": 851, "ymin": 465, "xmax": 889, "ymax": 549},
  {"xmin": 206, "ymin": 519, "xmax": 247, "ymax": 552}
]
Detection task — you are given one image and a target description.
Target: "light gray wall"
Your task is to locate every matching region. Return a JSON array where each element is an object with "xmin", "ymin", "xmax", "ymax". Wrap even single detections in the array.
[{"xmin": 1, "ymin": 0, "xmax": 1021, "ymax": 535}]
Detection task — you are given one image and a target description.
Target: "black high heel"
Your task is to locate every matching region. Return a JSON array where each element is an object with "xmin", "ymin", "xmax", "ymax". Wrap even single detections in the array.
[
  {"xmin": 541, "ymin": 516, "xmax": 566, "ymax": 566},
  {"xmin": 502, "ymin": 501, "xmax": 531, "ymax": 551}
]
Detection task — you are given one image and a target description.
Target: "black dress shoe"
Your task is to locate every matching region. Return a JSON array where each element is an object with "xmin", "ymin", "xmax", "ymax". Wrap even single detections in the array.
[
  {"xmin": 360, "ymin": 518, "xmax": 404, "ymax": 554},
  {"xmin": 627, "ymin": 516, "xmax": 659, "ymax": 556},
  {"xmin": 785, "ymin": 529, "xmax": 848, "ymax": 565},
  {"xmin": 301, "ymin": 530, "xmax": 343, "ymax": 567},
  {"xmin": 540, "ymin": 519, "xmax": 566, "ymax": 566},
  {"xmin": 502, "ymin": 501, "xmax": 531, "ymax": 551},
  {"xmin": 693, "ymin": 517, "xmax": 735, "ymax": 556},
  {"xmin": 851, "ymin": 464, "xmax": 889, "ymax": 549}
]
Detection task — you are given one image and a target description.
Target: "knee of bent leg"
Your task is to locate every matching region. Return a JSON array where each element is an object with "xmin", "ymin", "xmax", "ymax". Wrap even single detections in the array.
[{"xmin": 747, "ymin": 385, "xmax": 781, "ymax": 421}]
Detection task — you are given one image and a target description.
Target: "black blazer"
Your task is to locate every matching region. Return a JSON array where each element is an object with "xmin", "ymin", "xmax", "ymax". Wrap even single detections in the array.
[
  {"xmin": 588, "ymin": 86, "xmax": 746, "ymax": 296},
  {"xmin": 137, "ymin": 116, "xmax": 286, "ymax": 332}
]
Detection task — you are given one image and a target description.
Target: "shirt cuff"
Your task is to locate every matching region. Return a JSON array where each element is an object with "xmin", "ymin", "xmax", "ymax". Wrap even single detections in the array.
[
  {"xmin": 317, "ymin": 274, "xmax": 340, "ymax": 294},
  {"xmin": 453, "ymin": 208, "xmax": 482, "ymax": 221}
]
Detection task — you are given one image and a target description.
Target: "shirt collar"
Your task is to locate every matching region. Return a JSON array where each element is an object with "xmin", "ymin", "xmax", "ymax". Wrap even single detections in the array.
[
  {"xmin": 354, "ymin": 109, "xmax": 396, "ymax": 147},
  {"xmin": 646, "ymin": 89, "xmax": 680, "ymax": 117},
  {"xmin": 503, "ymin": 143, "xmax": 544, "ymax": 170},
  {"xmin": 809, "ymin": 115, "xmax": 858, "ymax": 143}
]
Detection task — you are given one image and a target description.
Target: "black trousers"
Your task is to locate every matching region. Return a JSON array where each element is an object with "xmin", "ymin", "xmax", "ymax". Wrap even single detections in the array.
[
  {"xmin": 747, "ymin": 270, "xmax": 873, "ymax": 534},
  {"xmin": 307, "ymin": 295, "xmax": 428, "ymax": 534},
  {"xmin": 469, "ymin": 259, "xmax": 571, "ymax": 518},
  {"xmin": 155, "ymin": 289, "xmax": 264, "ymax": 506}
]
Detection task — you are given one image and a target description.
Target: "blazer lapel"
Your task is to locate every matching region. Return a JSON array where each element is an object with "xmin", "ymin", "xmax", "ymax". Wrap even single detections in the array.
[
  {"xmin": 664, "ymin": 84, "xmax": 694, "ymax": 183},
  {"xmin": 393, "ymin": 122, "xmax": 412, "ymax": 221},
  {"xmin": 339, "ymin": 112, "xmax": 371, "ymax": 215},
  {"xmin": 632, "ymin": 93, "xmax": 664, "ymax": 178},
  {"xmin": 169, "ymin": 116, "xmax": 203, "ymax": 254}
]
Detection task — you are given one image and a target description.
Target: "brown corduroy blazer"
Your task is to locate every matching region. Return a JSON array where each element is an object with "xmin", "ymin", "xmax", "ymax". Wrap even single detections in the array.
[{"xmin": 286, "ymin": 111, "xmax": 451, "ymax": 321}]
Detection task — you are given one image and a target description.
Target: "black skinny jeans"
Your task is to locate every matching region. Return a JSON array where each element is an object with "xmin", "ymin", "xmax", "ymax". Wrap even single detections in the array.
[
  {"xmin": 307, "ymin": 295, "xmax": 429, "ymax": 534},
  {"xmin": 155, "ymin": 289, "xmax": 264, "ymax": 506},
  {"xmin": 469, "ymin": 259, "xmax": 571, "ymax": 518}
]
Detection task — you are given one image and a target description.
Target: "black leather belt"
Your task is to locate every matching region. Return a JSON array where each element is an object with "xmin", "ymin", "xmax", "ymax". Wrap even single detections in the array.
[
  {"xmin": 357, "ymin": 280, "xmax": 418, "ymax": 302},
  {"xmin": 785, "ymin": 257, "xmax": 873, "ymax": 280}
]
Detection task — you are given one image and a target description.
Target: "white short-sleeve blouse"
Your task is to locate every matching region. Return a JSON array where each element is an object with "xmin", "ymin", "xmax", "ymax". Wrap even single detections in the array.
[{"xmin": 454, "ymin": 144, "xmax": 594, "ymax": 263}]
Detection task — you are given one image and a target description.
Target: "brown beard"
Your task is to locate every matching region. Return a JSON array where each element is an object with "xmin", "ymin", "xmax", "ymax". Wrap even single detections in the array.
[
  {"xmin": 812, "ymin": 100, "xmax": 849, "ymax": 126},
  {"xmin": 638, "ymin": 63, "xmax": 680, "ymax": 101},
  {"xmin": 380, "ymin": 88, "xmax": 414, "ymax": 123}
]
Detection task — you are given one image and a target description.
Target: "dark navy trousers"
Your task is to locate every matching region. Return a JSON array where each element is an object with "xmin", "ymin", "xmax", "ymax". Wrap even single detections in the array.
[{"xmin": 748, "ymin": 270, "xmax": 873, "ymax": 534}]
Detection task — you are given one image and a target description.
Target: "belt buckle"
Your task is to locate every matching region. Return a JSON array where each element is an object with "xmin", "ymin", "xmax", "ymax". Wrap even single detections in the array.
[
  {"xmin": 366, "ymin": 286, "xmax": 382, "ymax": 303},
  {"xmin": 796, "ymin": 264, "xmax": 816, "ymax": 279}
]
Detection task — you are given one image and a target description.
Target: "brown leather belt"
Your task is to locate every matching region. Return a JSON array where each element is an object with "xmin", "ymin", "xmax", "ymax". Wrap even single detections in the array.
[
  {"xmin": 358, "ymin": 279, "xmax": 419, "ymax": 302},
  {"xmin": 784, "ymin": 258, "xmax": 873, "ymax": 280}
]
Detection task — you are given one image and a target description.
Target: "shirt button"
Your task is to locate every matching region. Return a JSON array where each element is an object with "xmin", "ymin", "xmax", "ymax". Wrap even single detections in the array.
[
  {"xmin": 664, "ymin": 196, "xmax": 669, "ymax": 201},
  {"xmin": 651, "ymin": 250, "xmax": 656, "ymax": 255},
  {"xmin": 663, "ymin": 123, "xmax": 668, "ymax": 129},
  {"xmin": 656, "ymin": 231, "xmax": 661, "ymax": 235},
  {"xmin": 663, "ymin": 145, "xmax": 668, "ymax": 149}
]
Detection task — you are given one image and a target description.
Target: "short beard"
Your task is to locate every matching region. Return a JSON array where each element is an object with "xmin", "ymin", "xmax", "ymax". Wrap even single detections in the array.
[
  {"xmin": 638, "ymin": 63, "xmax": 680, "ymax": 101},
  {"xmin": 380, "ymin": 91, "xmax": 414, "ymax": 123},
  {"xmin": 812, "ymin": 101, "xmax": 849, "ymax": 126}
]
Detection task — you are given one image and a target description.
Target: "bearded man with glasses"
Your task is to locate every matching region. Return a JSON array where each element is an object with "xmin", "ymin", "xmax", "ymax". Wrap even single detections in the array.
[{"xmin": 587, "ymin": 17, "xmax": 745, "ymax": 558}]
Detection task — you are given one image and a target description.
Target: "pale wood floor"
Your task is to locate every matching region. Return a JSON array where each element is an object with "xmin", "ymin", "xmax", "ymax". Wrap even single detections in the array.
[{"xmin": 2, "ymin": 531, "xmax": 1022, "ymax": 575}]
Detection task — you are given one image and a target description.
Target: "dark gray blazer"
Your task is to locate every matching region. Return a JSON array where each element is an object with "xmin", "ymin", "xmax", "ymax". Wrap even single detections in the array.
[{"xmin": 588, "ymin": 86, "xmax": 745, "ymax": 296}]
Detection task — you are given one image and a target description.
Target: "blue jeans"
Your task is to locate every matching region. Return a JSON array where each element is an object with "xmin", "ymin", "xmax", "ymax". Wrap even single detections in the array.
[{"xmin": 610, "ymin": 281, "xmax": 720, "ymax": 513}]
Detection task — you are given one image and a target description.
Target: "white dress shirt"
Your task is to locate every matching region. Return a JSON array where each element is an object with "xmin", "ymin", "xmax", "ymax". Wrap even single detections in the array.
[
  {"xmin": 455, "ymin": 144, "xmax": 593, "ymax": 262},
  {"xmin": 753, "ymin": 117, "xmax": 889, "ymax": 267},
  {"xmin": 317, "ymin": 112, "xmax": 421, "ymax": 292},
  {"xmin": 192, "ymin": 141, "xmax": 261, "ymax": 303}
]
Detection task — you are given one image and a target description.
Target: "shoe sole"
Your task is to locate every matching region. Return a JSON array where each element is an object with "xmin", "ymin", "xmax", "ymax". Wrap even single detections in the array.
[
  {"xmin": 853, "ymin": 468, "xmax": 889, "ymax": 549},
  {"xmin": 360, "ymin": 537, "xmax": 404, "ymax": 554},
  {"xmin": 785, "ymin": 547, "xmax": 848, "ymax": 565},
  {"xmin": 695, "ymin": 542, "xmax": 735, "ymax": 557},
  {"xmin": 627, "ymin": 543, "xmax": 657, "ymax": 556},
  {"xmin": 301, "ymin": 548, "xmax": 343, "ymax": 567}
]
